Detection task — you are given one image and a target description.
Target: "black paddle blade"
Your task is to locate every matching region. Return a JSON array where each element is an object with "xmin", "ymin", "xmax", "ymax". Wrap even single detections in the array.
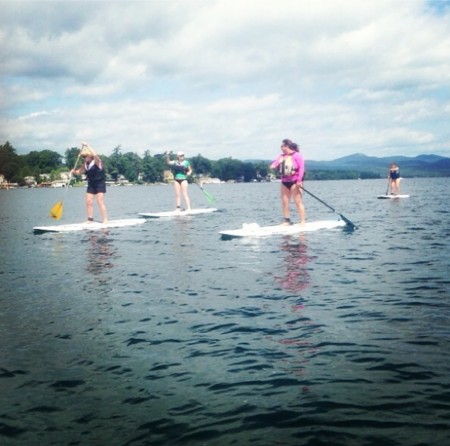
[{"xmin": 339, "ymin": 213, "xmax": 356, "ymax": 230}]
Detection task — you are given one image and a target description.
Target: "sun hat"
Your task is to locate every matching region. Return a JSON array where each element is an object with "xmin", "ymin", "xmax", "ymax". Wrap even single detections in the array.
[{"xmin": 177, "ymin": 151, "xmax": 185, "ymax": 156}]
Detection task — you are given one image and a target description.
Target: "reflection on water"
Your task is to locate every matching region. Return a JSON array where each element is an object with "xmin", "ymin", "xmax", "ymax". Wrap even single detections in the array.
[
  {"xmin": 83, "ymin": 232, "xmax": 117, "ymax": 276},
  {"xmin": 166, "ymin": 218, "xmax": 196, "ymax": 267},
  {"xmin": 273, "ymin": 235, "xmax": 314, "ymax": 293}
]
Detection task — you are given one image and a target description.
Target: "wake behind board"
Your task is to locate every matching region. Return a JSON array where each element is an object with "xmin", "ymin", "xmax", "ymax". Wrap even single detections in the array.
[
  {"xmin": 33, "ymin": 218, "xmax": 146, "ymax": 234},
  {"xmin": 377, "ymin": 194, "xmax": 410, "ymax": 199},
  {"xmin": 139, "ymin": 208, "xmax": 218, "ymax": 218},
  {"xmin": 220, "ymin": 219, "xmax": 346, "ymax": 239}
]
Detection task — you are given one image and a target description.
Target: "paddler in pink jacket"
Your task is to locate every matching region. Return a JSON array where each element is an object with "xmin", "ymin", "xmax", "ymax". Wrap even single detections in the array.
[{"xmin": 270, "ymin": 139, "xmax": 306, "ymax": 225}]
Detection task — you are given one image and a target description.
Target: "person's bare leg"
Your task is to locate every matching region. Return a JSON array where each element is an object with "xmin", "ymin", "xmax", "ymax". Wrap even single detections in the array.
[
  {"xmin": 292, "ymin": 186, "xmax": 305, "ymax": 223},
  {"xmin": 96, "ymin": 193, "xmax": 108, "ymax": 223},
  {"xmin": 86, "ymin": 193, "xmax": 94, "ymax": 222},
  {"xmin": 174, "ymin": 181, "xmax": 182, "ymax": 210},
  {"xmin": 180, "ymin": 181, "xmax": 191, "ymax": 210},
  {"xmin": 281, "ymin": 185, "xmax": 291, "ymax": 224}
]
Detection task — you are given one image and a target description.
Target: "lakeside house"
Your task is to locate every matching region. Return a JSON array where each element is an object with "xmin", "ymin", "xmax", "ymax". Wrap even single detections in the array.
[{"xmin": 0, "ymin": 174, "xmax": 18, "ymax": 189}]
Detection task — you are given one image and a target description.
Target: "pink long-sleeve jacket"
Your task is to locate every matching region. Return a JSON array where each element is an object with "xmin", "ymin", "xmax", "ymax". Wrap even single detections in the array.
[{"xmin": 271, "ymin": 152, "xmax": 305, "ymax": 183}]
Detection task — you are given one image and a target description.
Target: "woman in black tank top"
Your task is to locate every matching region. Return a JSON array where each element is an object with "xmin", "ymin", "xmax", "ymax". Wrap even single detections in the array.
[{"xmin": 71, "ymin": 142, "xmax": 108, "ymax": 223}]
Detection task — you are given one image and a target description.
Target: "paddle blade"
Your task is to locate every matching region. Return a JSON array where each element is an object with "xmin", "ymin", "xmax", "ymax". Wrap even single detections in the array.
[
  {"xmin": 196, "ymin": 182, "xmax": 216, "ymax": 203},
  {"xmin": 339, "ymin": 213, "xmax": 356, "ymax": 230},
  {"xmin": 202, "ymin": 188, "xmax": 216, "ymax": 204},
  {"xmin": 49, "ymin": 201, "xmax": 63, "ymax": 220}
]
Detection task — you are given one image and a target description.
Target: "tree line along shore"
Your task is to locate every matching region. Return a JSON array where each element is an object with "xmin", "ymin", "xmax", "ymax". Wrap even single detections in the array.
[{"xmin": 1, "ymin": 141, "xmax": 447, "ymax": 189}]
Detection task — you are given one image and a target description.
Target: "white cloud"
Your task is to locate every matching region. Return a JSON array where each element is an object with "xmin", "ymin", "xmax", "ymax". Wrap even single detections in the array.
[
  {"xmin": 1, "ymin": 0, "xmax": 449, "ymax": 160},
  {"xmin": 18, "ymin": 111, "xmax": 51, "ymax": 120}
]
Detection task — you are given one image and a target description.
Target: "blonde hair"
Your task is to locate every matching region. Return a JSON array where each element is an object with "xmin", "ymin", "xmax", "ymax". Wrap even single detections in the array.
[{"xmin": 80, "ymin": 143, "xmax": 95, "ymax": 157}]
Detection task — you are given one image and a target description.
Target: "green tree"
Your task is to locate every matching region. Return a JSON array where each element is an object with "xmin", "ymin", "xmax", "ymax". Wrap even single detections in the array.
[
  {"xmin": 142, "ymin": 150, "xmax": 165, "ymax": 183},
  {"xmin": 213, "ymin": 158, "xmax": 245, "ymax": 182},
  {"xmin": 23, "ymin": 149, "xmax": 62, "ymax": 172},
  {"xmin": 190, "ymin": 154, "xmax": 212, "ymax": 176},
  {"xmin": 0, "ymin": 141, "xmax": 20, "ymax": 181},
  {"xmin": 108, "ymin": 145, "xmax": 122, "ymax": 181},
  {"xmin": 65, "ymin": 147, "xmax": 81, "ymax": 169},
  {"xmin": 242, "ymin": 162, "xmax": 256, "ymax": 182},
  {"xmin": 3, "ymin": 160, "xmax": 22, "ymax": 183},
  {"xmin": 254, "ymin": 161, "xmax": 269, "ymax": 180},
  {"xmin": 121, "ymin": 152, "xmax": 143, "ymax": 182}
]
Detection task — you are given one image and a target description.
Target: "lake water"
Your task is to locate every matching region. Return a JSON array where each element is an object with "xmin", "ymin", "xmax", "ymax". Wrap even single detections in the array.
[{"xmin": 1, "ymin": 178, "xmax": 449, "ymax": 446}]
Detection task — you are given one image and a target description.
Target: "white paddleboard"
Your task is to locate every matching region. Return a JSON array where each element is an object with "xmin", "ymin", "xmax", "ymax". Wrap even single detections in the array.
[
  {"xmin": 220, "ymin": 220, "xmax": 346, "ymax": 239},
  {"xmin": 33, "ymin": 218, "xmax": 146, "ymax": 234},
  {"xmin": 377, "ymin": 194, "xmax": 410, "ymax": 199},
  {"xmin": 139, "ymin": 208, "xmax": 218, "ymax": 218}
]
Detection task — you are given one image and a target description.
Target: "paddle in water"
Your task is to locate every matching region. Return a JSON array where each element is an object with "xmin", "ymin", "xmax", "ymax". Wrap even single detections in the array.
[
  {"xmin": 299, "ymin": 185, "xmax": 356, "ymax": 230},
  {"xmin": 385, "ymin": 178, "xmax": 390, "ymax": 196},
  {"xmin": 49, "ymin": 200, "xmax": 64, "ymax": 220}
]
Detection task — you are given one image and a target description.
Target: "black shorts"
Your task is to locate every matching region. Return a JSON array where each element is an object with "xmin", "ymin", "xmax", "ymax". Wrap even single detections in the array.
[
  {"xmin": 87, "ymin": 181, "xmax": 106, "ymax": 194},
  {"xmin": 282, "ymin": 181, "xmax": 296, "ymax": 189},
  {"xmin": 175, "ymin": 178, "xmax": 187, "ymax": 185}
]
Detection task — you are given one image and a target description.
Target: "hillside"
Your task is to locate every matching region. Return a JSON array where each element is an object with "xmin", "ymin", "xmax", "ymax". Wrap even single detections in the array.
[{"xmin": 305, "ymin": 153, "xmax": 450, "ymax": 178}]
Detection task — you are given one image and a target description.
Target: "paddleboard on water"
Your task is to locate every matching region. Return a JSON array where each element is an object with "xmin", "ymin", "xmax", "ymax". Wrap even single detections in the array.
[
  {"xmin": 139, "ymin": 208, "xmax": 218, "ymax": 218},
  {"xmin": 220, "ymin": 219, "xmax": 346, "ymax": 239},
  {"xmin": 33, "ymin": 218, "xmax": 146, "ymax": 234},
  {"xmin": 377, "ymin": 194, "xmax": 410, "ymax": 199}
]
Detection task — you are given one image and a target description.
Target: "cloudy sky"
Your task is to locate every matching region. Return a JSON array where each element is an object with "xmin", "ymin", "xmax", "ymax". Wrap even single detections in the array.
[{"xmin": 1, "ymin": 0, "xmax": 450, "ymax": 161}]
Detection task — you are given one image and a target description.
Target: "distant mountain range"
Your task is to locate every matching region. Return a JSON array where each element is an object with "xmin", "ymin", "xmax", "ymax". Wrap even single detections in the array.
[{"xmin": 305, "ymin": 153, "xmax": 450, "ymax": 177}]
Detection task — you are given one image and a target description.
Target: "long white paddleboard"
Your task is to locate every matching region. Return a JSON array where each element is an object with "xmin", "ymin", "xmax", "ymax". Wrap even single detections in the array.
[
  {"xmin": 220, "ymin": 219, "xmax": 346, "ymax": 239},
  {"xmin": 33, "ymin": 218, "xmax": 146, "ymax": 234},
  {"xmin": 377, "ymin": 194, "xmax": 410, "ymax": 199},
  {"xmin": 139, "ymin": 208, "xmax": 218, "ymax": 218}
]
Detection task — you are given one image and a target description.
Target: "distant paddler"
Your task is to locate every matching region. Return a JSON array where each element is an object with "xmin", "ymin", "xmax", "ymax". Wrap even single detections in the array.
[
  {"xmin": 388, "ymin": 162, "xmax": 401, "ymax": 195},
  {"xmin": 165, "ymin": 150, "xmax": 192, "ymax": 212}
]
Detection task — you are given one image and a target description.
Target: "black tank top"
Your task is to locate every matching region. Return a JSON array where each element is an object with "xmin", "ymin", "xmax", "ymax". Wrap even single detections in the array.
[{"xmin": 85, "ymin": 162, "xmax": 105, "ymax": 183}]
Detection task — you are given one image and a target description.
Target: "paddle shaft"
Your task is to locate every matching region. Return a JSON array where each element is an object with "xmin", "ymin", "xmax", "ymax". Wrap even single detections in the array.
[
  {"xmin": 62, "ymin": 153, "xmax": 82, "ymax": 195},
  {"xmin": 49, "ymin": 152, "xmax": 82, "ymax": 219},
  {"xmin": 194, "ymin": 180, "xmax": 215, "ymax": 203},
  {"xmin": 299, "ymin": 185, "xmax": 356, "ymax": 229}
]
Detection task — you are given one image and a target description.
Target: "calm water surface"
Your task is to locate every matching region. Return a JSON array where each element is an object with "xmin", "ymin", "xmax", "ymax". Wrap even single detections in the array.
[{"xmin": 1, "ymin": 178, "xmax": 449, "ymax": 446}]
